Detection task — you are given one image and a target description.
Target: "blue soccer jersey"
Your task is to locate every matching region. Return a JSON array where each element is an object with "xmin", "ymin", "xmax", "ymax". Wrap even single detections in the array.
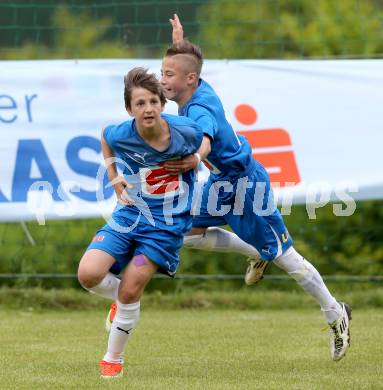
[
  {"xmin": 103, "ymin": 113, "xmax": 203, "ymax": 227},
  {"xmin": 179, "ymin": 79, "xmax": 255, "ymax": 181},
  {"xmin": 179, "ymin": 79, "xmax": 293, "ymax": 260},
  {"xmin": 88, "ymin": 113, "xmax": 203, "ymax": 276}
]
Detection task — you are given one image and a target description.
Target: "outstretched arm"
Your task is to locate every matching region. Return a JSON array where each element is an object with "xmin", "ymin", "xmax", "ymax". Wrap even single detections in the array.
[
  {"xmin": 170, "ymin": 13, "xmax": 184, "ymax": 45},
  {"xmin": 163, "ymin": 135, "xmax": 211, "ymax": 174}
]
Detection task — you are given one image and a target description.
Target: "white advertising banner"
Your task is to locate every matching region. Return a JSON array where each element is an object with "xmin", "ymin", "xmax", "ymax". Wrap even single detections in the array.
[{"xmin": 0, "ymin": 59, "xmax": 382, "ymax": 222}]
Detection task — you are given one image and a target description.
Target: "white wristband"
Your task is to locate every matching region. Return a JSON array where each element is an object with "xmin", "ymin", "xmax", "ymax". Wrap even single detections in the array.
[
  {"xmin": 194, "ymin": 153, "xmax": 201, "ymax": 182},
  {"xmin": 194, "ymin": 152, "xmax": 201, "ymax": 165}
]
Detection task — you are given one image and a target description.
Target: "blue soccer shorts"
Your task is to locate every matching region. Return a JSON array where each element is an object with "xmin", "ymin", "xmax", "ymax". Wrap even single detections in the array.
[
  {"xmin": 87, "ymin": 212, "xmax": 189, "ymax": 276},
  {"xmin": 192, "ymin": 163, "xmax": 293, "ymax": 261}
]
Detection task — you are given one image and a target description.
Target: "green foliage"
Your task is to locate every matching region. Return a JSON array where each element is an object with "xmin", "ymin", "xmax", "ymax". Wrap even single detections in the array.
[
  {"xmin": 198, "ymin": 0, "xmax": 383, "ymax": 58},
  {"xmin": 2, "ymin": 1, "xmax": 382, "ymax": 60},
  {"xmin": 179, "ymin": 200, "xmax": 383, "ymax": 278},
  {"xmin": 2, "ymin": 6, "xmax": 132, "ymax": 59},
  {"xmin": 51, "ymin": 6, "xmax": 130, "ymax": 58},
  {"xmin": 0, "ymin": 201, "xmax": 382, "ymax": 287},
  {"xmin": 0, "ymin": 1, "xmax": 203, "ymax": 60},
  {"xmin": 1, "ymin": 286, "xmax": 383, "ymax": 310},
  {"xmin": 283, "ymin": 201, "xmax": 383, "ymax": 276}
]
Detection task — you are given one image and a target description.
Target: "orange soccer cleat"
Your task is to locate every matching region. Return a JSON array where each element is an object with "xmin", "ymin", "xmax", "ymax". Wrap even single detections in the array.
[{"xmin": 99, "ymin": 360, "xmax": 123, "ymax": 378}]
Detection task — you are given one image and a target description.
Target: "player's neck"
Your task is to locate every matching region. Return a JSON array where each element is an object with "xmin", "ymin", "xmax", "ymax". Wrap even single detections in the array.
[
  {"xmin": 137, "ymin": 118, "xmax": 170, "ymax": 152},
  {"xmin": 178, "ymin": 85, "xmax": 198, "ymax": 108}
]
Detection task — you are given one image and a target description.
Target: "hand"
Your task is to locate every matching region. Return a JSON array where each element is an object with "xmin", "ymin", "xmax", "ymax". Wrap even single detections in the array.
[
  {"xmin": 169, "ymin": 13, "xmax": 184, "ymax": 45},
  {"xmin": 163, "ymin": 154, "xmax": 199, "ymax": 174},
  {"xmin": 109, "ymin": 175, "xmax": 134, "ymax": 206}
]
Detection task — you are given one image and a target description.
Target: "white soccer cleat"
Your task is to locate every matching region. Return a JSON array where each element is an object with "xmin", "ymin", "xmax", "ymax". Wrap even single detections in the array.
[
  {"xmin": 329, "ymin": 302, "xmax": 352, "ymax": 361},
  {"xmin": 244, "ymin": 258, "xmax": 269, "ymax": 285}
]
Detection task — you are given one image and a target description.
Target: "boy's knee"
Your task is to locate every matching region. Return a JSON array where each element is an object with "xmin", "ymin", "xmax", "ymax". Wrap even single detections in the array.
[
  {"xmin": 118, "ymin": 284, "xmax": 141, "ymax": 304},
  {"xmin": 77, "ymin": 266, "xmax": 102, "ymax": 289}
]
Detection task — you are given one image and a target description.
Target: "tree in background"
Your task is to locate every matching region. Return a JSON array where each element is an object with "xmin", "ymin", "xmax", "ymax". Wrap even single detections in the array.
[
  {"xmin": 3, "ymin": 0, "xmax": 381, "ymax": 60},
  {"xmin": 198, "ymin": 0, "xmax": 383, "ymax": 58},
  {"xmin": 3, "ymin": 6, "xmax": 132, "ymax": 59}
]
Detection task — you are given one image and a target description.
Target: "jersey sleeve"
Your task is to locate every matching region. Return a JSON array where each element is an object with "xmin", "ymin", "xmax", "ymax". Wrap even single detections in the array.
[
  {"xmin": 178, "ymin": 120, "xmax": 203, "ymax": 155},
  {"xmin": 188, "ymin": 122, "xmax": 203, "ymax": 154},
  {"xmin": 103, "ymin": 125, "xmax": 117, "ymax": 148},
  {"xmin": 187, "ymin": 104, "xmax": 218, "ymax": 140}
]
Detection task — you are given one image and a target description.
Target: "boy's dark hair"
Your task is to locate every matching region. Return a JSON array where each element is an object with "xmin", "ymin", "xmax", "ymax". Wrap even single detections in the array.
[
  {"xmin": 124, "ymin": 67, "xmax": 166, "ymax": 109},
  {"xmin": 165, "ymin": 39, "xmax": 203, "ymax": 76}
]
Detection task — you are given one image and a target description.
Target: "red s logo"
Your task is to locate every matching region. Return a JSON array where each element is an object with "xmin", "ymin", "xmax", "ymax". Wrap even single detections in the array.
[
  {"xmin": 140, "ymin": 163, "xmax": 181, "ymax": 196},
  {"xmin": 235, "ymin": 104, "xmax": 301, "ymax": 187}
]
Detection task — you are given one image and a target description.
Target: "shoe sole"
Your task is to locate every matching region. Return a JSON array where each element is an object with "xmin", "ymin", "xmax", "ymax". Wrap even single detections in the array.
[
  {"xmin": 334, "ymin": 302, "xmax": 352, "ymax": 362},
  {"xmin": 344, "ymin": 303, "xmax": 352, "ymax": 321},
  {"xmin": 245, "ymin": 261, "xmax": 269, "ymax": 285},
  {"xmin": 344, "ymin": 302, "xmax": 352, "ymax": 349},
  {"xmin": 100, "ymin": 373, "xmax": 123, "ymax": 379}
]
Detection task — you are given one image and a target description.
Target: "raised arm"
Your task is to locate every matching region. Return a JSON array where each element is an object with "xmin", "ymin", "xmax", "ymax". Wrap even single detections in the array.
[
  {"xmin": 169, "ymin": 13, "xmax": 184, "ymax": 45},
  {"xmin": 101, "ymin": 129, "xmax": 133, "ymax": 205}
]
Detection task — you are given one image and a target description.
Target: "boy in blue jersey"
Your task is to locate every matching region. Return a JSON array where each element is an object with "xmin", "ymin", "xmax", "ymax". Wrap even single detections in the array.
[
  {"xmin": 77, "ymin": 67, "xmax": 202, "ymax": 378},
  {"xmin": 160, "ymin": 14, "xmax": 351, "ymax": 362}
]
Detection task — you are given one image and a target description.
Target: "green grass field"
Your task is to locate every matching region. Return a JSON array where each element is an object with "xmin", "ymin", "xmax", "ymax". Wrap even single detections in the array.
[{"xmin": 1, "ymin": 308, "xmax": 382, "ymax": 389}]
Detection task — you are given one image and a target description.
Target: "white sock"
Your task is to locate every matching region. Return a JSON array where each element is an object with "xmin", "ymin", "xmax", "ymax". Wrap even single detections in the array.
[
  {"xmin": 273, "ymin": 247, "xmax": 342, "ymax": 323},
  {"xmin": 103, "ymin": 300, "xmax": 140, "ymax": 364},
  {"xmin": 86, "ymin": 272, "xmax": 120, "ymax": 300},
  {"xmin": 184, "ymin": 227, "xmax": 260, "ymax": 259}
]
